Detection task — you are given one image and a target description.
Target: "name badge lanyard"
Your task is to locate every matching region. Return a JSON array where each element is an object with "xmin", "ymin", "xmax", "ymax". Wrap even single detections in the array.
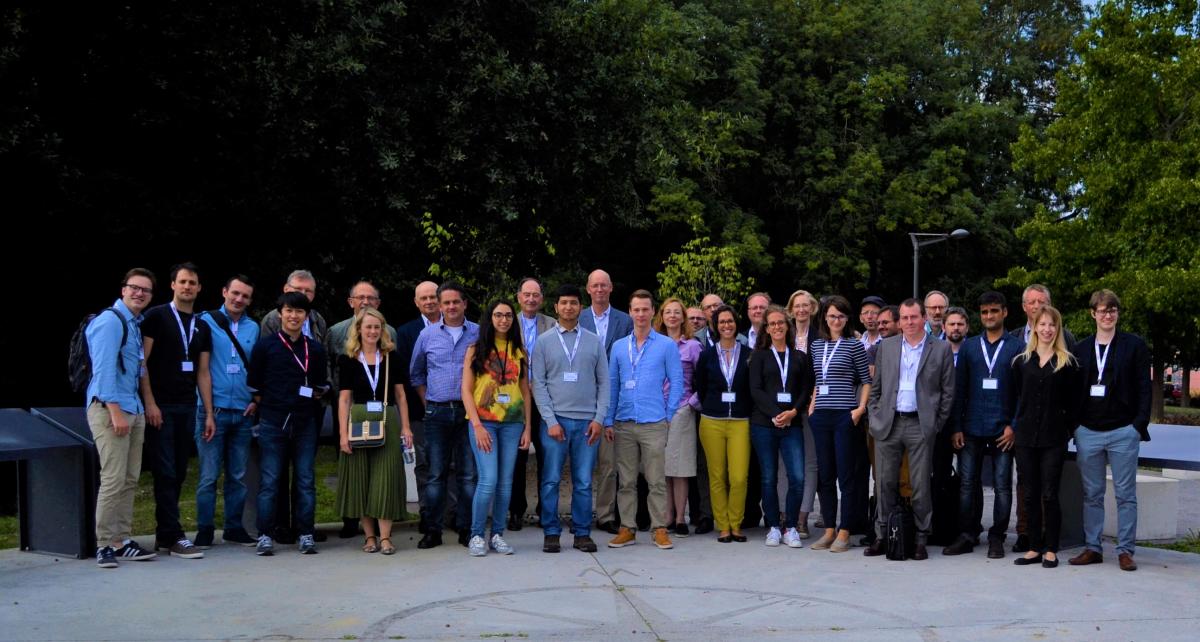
[
  {"xmin": 772, "ymin": 348, "xmax": 790, "ymax": 390},
  {"xmin": 358, "ymin": 351, "xmax": 382, "ymax": 401},
  {"xmin": 719, "ymin": 343, "xmax": 740, "ymax": 392},
  {"xmin": 170, "ymin": 301, "xmax": 197, "ymax": 365},
  {"xmin": 496, "ymin": 341, "xmax": 511, "ymax": 386},
  {"xmin": 980, "ymin": 337, "xmax": 1005, "ymax": 387},
  {"xmin": 229, "ymin": 316, "xmax": 241, "ymax": 360},
  {"xmin": 628, "ymin": 333, "xmax": 650, "ymax": 382},
  {"xmin": 819, "ymin": 339, "xmax": 842, "ymax": 393},
  {"xmin": 1094, "ymin": 341, "xmax": 1112, "ymax": 386},
  {"xmin": 557, "ymin": 328, "xmax": 580, "ymax": 368},
  {"xmin": 277, "ymin": 332, "xmax": 310, "ymax": 387}
]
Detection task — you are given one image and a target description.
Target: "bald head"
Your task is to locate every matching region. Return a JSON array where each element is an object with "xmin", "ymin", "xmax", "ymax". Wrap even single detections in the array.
[
  {"xmin": 414, "ymin": 281, "xmax": 440, "ymax": 320},
  {"xmin": 700, "ymin": 293, "xmax": 723, "ymax": 321},
  {"xmin": 586, "ymin": 269, "xmax": 613, "ymax": 312}
]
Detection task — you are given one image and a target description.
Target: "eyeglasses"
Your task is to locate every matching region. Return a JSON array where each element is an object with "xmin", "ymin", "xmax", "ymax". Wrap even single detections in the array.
[
  {"xmin": 826, "ymin": 314, "xmax": 847, "ymax": 322},
  {"xmin": 123, "ymin": 283, "xmax": 152, "ymax": 295},
  {"xmin": 1094, "ymin": 307, "xmax": 1119, "ymax": 317},
  {"xmin": 350, "ymin": 295, "xmax": 380, "ymax": 303},
  {"xmin": 766, "ymin": 320, "xmax": 789, "ymax": 328},
  {"xmin": 492, "ymin": 312, "xmax": 514, "ymax": 319},
  {"xmin": 703, "ymin": 303, "xmax": 721, "ymax": 310}
]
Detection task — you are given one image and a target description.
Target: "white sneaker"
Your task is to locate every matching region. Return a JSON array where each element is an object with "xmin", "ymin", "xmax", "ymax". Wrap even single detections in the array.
[
  {"xmin": 784, "ymin": 527, "xmax": 804, "ymax": 548},
  {"xmin": 490, "ymin": 533, "xmax": 514, "ymax": 555},
  {"xmin": 469, "ymin": 535, "xmax": 487, "ymax": 557},
  {"xmin": 765, "ymin": 526, "xmax": 782, "ymax": 547}
]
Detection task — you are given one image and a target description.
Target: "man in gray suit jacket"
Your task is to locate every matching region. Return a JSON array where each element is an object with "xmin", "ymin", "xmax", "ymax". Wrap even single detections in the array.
[
  {"xmin": 864, "ymin": 298, "xmax": 955, "ymax": 560},
  {"xmin": 578, "ymin": 269, "xmax": 633, "ymax": 532}
]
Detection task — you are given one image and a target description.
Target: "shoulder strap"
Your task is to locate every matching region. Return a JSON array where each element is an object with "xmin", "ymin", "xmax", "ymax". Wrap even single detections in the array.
[
  {"xmin": 103, "ymin": 307, "xmax": 129, "ymax": 374},
  {"xmin": 381, "ymin": 353, "xmax": 389, "ymax": 426},
  {"xmin": 207, "ymin": 309, "xmax": 251, "ymax": 366}
]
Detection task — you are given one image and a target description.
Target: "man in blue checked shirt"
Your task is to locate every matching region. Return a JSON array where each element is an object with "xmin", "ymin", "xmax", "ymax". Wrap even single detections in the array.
[
  {"xmin": 605, "ymin": 289, "xmax": 683, "ymax": 551},
  {"xmin": 409, "ymin": 282, "xmax": 480, "ymax": 550}
]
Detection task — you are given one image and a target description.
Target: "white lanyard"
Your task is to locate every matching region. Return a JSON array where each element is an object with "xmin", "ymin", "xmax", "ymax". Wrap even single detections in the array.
[
  {"xmin": 1095, "ymin": 341, "xmax": 1112, "ymax": 384},
  {"xmin": 819, "ymin": 339, "xmax": 842, "ymax": 384},
  {"xmin": 628, "ymin": 333, "xmax": 650, "ymax": 378},
  {"xmin": 980, "ymin": 337, "xmax": 1005, "ymax": 378},
  {"xmin": 170, "ymin": 302, "xmax": 197, "ymax": 360},
  {"xmin": 771, "ymin": 347, "xmax": 790, "ymax": 389},
  {"xmin": 718, "ymin": 343, "xmax": 740, "ymax": 391},
  {"xmin": 358, "ymin": 351, "xmax": 382, "ymax": 400},
  {"xmin": 557, "ymin": 327, "xmax": 580, "ymax": 367}
]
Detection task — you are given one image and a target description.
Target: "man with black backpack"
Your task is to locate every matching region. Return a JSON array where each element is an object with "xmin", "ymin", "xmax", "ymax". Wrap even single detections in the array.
[
  {"xmin": 194, "ymin": 275, "xmax": 260, "ymax": 548},
  {"xmin": 86, "ymin": 268, "xmax": 159, "ymax": 569}
]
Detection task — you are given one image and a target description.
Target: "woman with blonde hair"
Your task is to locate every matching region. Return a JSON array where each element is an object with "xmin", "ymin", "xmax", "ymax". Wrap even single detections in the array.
[
  {"xmin": 785, "ymin": 289, "xmax": 820, "ymax": 537},
  {"xmin": 654, "ymin": 297, "xmax": 702, "ymax": 536},
  {"xmin": 335, "ymin": 307, "xmax": 413, "ymax": 555},
  {"xmin": 1010, "ymin": 305, "xmax": 1080, "ymax": 568}
]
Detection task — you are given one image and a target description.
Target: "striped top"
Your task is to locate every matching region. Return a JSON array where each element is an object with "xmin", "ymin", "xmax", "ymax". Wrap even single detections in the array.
[{"xmin": 809, "ymin": 337, "xmax": 870, "ymax": 410}]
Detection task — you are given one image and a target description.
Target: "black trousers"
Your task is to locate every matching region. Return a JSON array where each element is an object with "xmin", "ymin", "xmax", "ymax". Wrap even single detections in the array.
[{"xmin": 1015, "ymin": 443, "xmax": 1066, "ymax": 553}]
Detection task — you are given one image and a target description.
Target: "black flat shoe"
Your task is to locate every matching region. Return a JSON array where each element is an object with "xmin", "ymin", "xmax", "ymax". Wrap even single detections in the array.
[
  {"xmin": 717, "ymin": 534, "xmax": 733, "ymax": 543},
  {"xmin": 1013, "ymin": 554, "xmax": 1043, "ymax": 566},
  {"xmin": 731, "ymin": 532, "xmax": 747, "ymax": 543},
  {"xmin": 1042, "ymin": 557, "xmax": 1059, "ymax": 568}
]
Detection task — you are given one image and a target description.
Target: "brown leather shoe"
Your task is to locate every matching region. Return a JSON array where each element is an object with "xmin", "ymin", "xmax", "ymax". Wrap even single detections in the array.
[
  {"xmin": 1118, "ymin": 553, "xmax": 1137, "ymax": 571},
  {"xmin": 607, "ymin": 527, "xmax": 636, "ymax": 548},
  {"xmin": 652, "ymin": 527, "xmax": 674, "ymax": 550},
  {"xmin": 912, "ymin": 543, "xmax": 928, "ymax": 560},
  {"xmin": 1069, "ymin": 549, "xmax": 1104, "ymax": 566},
  {"xmin": 863, "ymin": 539, "xmax": 886, "ymax": 557}
]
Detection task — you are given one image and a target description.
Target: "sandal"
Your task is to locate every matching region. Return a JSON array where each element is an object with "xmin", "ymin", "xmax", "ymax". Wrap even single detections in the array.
[
  {"xmin": 379, "ymin": 537, "xmax": 396, "ymax": 556},
  {"xmin": 362, "ymin": 535, "xmax": 379, "ymax": 553}
]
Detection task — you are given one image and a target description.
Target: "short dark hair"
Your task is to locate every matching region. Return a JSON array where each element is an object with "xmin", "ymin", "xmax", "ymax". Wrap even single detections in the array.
[
  {"xmin": 899, "ymin": 298, "xmax": 925, "ymax": 316},
  {"xmin": 169, "ymin": 262, "xmax": 200, "ymax": 283},
  {"xmin": 554, "ymin": 283, "xmax": 582, "ymax": 303},
  {"xmin": 878, "ymin": 305, "xmax": 900, "ymax": 321},
  {"xmin": 224, "ymin": 274, "xmax": 254, "ymax": 290},
  {"xmin": 437, "ymin": 282, "xmax": 467, "ymax": 301},
  {"xmin": 1089, "ymin": 289, "xmax": 1120, "ymax": 310},
  {"xmin": 944, "ymin": 306, "xmax": 969, "ymax": 323},
  {"xmin": 978, "ymin": 291, "xmax": 1006, "ymax": 308},
  {"xmin": 277, "ymin": 291, "xmax": 312, "ymax": 313},
  {"xmin": 123, "ymin": 267, "xmax": 157, "ymax": 289},
  {"xmin": 629, "ymin": 289, "xmax": 654, "ymax": 307}
]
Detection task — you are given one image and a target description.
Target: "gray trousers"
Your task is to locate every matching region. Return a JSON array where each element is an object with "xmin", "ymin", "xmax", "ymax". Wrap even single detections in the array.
[{"xmin": 873, "ymin": 414, "xmax": 934, "ymax": 537}]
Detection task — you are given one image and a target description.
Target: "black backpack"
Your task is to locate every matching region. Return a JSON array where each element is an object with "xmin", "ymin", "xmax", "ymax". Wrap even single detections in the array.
[
  {"xmin": 886, "ymin": 499, "xmax": 916, "ymax": 561},
  {"xmin": 68, "ymin": 307, "xmax": 128, "ymax": 393}
]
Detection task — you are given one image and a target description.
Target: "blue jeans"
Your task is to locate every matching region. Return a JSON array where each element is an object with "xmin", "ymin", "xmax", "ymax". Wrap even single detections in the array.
[
  {"xmin": 1075, "ymin": 424, "xmax": 1140, "ymax": 556},
  {"xmin": 147, "ymin": 403, "xmax": 196, "ymax": 544},
  {"xmin": 195, "ymin": 407, "xmax": 254, "ymax": 531},
  {"xmin": 957, "ymin": 434, "xmax": 1013, "ymax": 541},
  {"xmin": 424, "ymin": 404, "xmax": 477, "ymax": 535},
  {"xmin": 540, "ymin": 417, "xmax": 600, "ymax": 537},
  {"xmin": 750, "ymin": 423, "xmax": 806, "ymax": 529},
  {"xmin": 469, "ymin": 420, "xmax": 524, "ymax": 538},
  {"xmin": 256, "ymin": 414, "xmax": 317, "ymax": 537}
]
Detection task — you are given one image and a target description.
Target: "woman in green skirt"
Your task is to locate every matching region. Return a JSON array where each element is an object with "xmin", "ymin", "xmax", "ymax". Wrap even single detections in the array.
[{"xmin": 336, "ymin": 307, "xmax": 413, "ymax": 555}]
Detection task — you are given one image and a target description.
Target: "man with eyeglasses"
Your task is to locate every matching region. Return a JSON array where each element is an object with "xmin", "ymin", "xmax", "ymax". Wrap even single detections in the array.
[
  {"xmin": 410, "ymin": 282, "xmax": 480, "ymax": 549},
  {"xmin": 1069, "ymin": 290, "xmax": 1151, "ymax": 572},
  {"xmin": 89, "ymin": 268, "xmax": 160, "ymax": 568},
  {"xmin": 510, "ymin": 277, "xmax": 556, "ymax": 532},
  {"xmin": 325, "ymin": 279, "xmax": 396, "ymax": 537},
  {"xmin": 923, "ymin": 290, "xmax": 950, "ymax": 340},
  {"xmin": 686, "ymin": 306, "xmax": 707, "ymax": 334},
  {"xmin": 944, "ymin": 291, "xmax": 1024, "ymax": 559},
  {"xmin": 139, "ymin": 262, "xmax": 213, "ymax": 560}
]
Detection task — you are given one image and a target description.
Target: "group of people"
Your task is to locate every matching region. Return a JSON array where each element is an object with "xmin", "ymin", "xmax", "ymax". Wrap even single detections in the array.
[{"xmin": 82, "ymin": 265, "xmax": 1151, "ymax": 572}]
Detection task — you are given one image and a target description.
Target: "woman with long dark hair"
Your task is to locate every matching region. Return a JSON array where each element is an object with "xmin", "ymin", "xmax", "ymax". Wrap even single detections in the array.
[
  {"xmin": 806, "ymin": 295, "xmax": 870, "ymax": 553},
  {"xmin": 1011, "ymin": 305, "xmax": 1080, "ymax": 568},
  {"xmin": 462, "ymin": 300, "xmax": 532, "ymax": 557}
]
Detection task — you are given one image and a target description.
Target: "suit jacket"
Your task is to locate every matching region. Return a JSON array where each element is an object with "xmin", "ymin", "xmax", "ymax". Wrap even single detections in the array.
[
  {"xmin": 1071, "ymin": 330, "xmax": 1152, "ymax": 440},
  {"xmin": 694, "ymin": 327, "xmax": 749, "ymax": 350},
  {"xmin": 868, "ymin": 334, "xmax": 956, "ymax": 441},
  {"xmin": 580, "ymin": 305, "xmax": 633, "ymax": 355},
  {"xmin": 396, "ymin": 316, "xmax": 432, "ymax": 420}
]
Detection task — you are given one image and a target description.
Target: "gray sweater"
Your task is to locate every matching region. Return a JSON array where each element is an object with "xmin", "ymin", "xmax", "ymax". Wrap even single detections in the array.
[{"xmin": 531, "ymin": 324, "xmax": 610, "ymax": 424}]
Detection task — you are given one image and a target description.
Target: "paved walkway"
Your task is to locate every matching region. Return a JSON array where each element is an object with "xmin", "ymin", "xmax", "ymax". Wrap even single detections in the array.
[{"xmin": 2, "ymin": 518, "xmax": 1198, "ymax": 641}]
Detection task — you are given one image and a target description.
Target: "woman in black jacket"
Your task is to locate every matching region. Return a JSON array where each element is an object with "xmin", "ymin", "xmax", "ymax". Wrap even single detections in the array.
[
  {"xmin": 1010, "ymin": 305, "xmax": 1080, "ymax": 568},
  {"xmin": 748, "ymin": 305, "xmax": 814, "ymax": 548}
]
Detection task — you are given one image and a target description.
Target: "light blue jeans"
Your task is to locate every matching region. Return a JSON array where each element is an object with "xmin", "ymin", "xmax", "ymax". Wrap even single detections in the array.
[
  {"xmin": 469, "ymin": 421, "xmax": 524, "ymax": 539},
  {"xmin": 540, "ymin": 417, "xmax": 600, "ymax": 537},
  {"xmin": 1075, "ymin": 425, "xmax": 1140, "ymax": 556},
  {"xmin": 194, "ymin": 407, "xmax": 254, "ymax": 531}
]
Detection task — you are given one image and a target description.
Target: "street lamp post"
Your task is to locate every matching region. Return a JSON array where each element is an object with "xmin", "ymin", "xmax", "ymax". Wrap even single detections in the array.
[{"xmin": 910, "ymin": 229, "xmax": 970, "ymax": 299}]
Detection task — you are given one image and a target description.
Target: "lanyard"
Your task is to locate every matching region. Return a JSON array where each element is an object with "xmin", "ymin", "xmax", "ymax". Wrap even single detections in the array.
[
  {"xmin": 628, "ymin": 333, "xmax": 650, "ymax": 378},
  {"xmin": 496, "ymin": 341, "xmax": 511, "ymax": 385},
  {"xmin": 772, "ymin": 348, "xmax": 790, "ymax": 389},
  {"xmin": 277, "ymin": 332, "xmax": 310, "ymax": 382},
  {"xmin": 718, "ymin": 343, "xmax": 740, "ymax": 391},
  {"xmin": 169, "ymin": 302, "xmax": 197, "ymax": 360},
  {"xmin": 229, "ymin": 316, "xmax": 241, "ymax": 359},
  {"xmin": 980, "ymin": 337, "xmax": 1005, "ymax": 378},
  {"xmin": 556, "ymin": 327, "xmax": 580, "ymax": 367},
  {"xmin": 819, "ymin": 339, "xmax": 842, "ymax": 384},
  {"xmin": 358, "ymin": 350, "xmax": 381, "ymax": 400},
  {"xmin": 1095, "ymin": 341, "xmax": 1112, "ymax": 384}
]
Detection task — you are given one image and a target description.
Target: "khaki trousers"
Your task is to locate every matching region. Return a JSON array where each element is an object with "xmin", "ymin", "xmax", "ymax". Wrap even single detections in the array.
[
  {"xmin": 88, "ymin": 401, "xmax": 146, "ymax": 546},
  {"xmin": 614, "ymin": 421, "xmax": 669, "ymax": 530}
]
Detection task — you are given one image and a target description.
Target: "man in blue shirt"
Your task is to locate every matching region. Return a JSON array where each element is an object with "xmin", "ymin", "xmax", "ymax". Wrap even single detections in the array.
[
  {"xmin": 945, "ymin": 291, "xmax": 1024, "ymax": 559},
  {"xmin": 605, "ymin": 289, "xmax": 683, "ymax": 550},
  {"xmin": 194, "ymin": 275, "xmax": 259, "ymax": 548},
  {"xmin": 247, "ymin": 292, "xmax": 330, "ymax": 556},
  {"xmin": 409, "ymin": 282, "xmax": 480, "ymax": 549},
  {"xmin": 88, "ymin": 268, "xmax": 159, "ymax": 568}
]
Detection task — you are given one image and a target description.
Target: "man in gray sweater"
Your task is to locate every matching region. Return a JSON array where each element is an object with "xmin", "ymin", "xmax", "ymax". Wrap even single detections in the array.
[{"xmin": 532, "ymin": 284, "xmax": 611, "ymax": 554}]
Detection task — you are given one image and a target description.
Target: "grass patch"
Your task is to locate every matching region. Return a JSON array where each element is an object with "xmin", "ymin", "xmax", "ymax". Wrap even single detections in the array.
[
  {"xmin": 1162, "ymin": 407, "xmax": 1200, "ymax": 426},
  {"xmin": 1140, "ymin": 531, "xmax": 1200, "ymax": 555},
  {"xmin": 1, "ymin": 447, "xmax": 346, "ymax": 550}
]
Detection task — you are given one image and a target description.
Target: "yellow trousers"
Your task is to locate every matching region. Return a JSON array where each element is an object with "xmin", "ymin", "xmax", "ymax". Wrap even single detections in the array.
[{"xmin": 698, "ymin": 416, "xmax": 750, "ymax": 532}]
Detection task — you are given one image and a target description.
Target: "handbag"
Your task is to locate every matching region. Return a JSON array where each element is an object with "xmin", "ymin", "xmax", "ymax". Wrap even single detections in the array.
[{"xmin": 348, "ymin": 353, "xmax": 388, "ymax": 449}]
